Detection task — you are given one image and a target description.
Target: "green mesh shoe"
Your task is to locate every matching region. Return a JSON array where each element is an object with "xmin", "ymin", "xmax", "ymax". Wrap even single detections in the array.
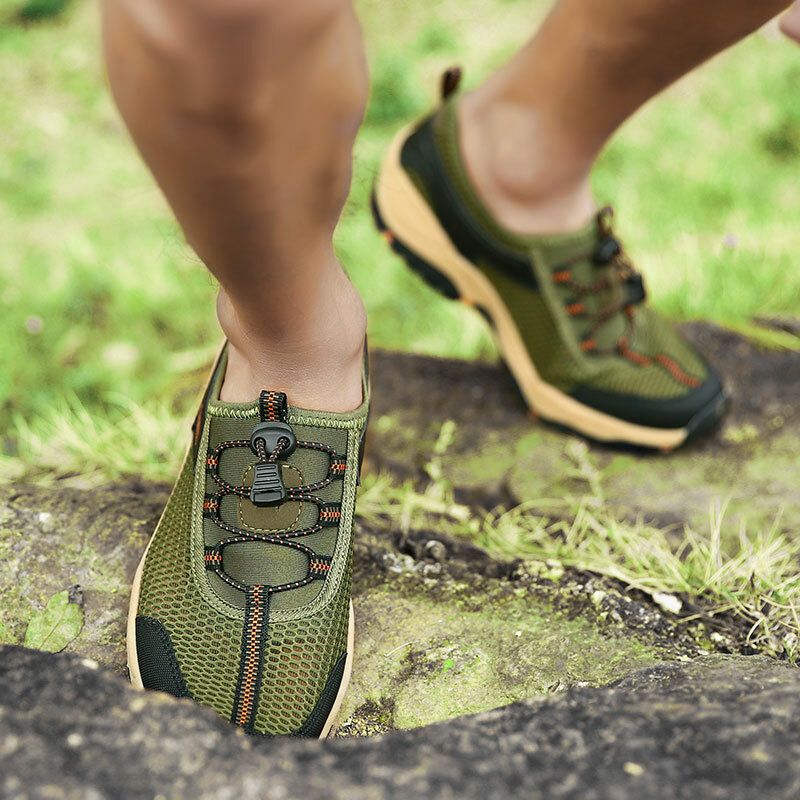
[
  {"xmin": 373, "ymin": 69, "xmax": 726, "ymax": 450},
  {"xmin": 127, "ymin": 345, "xmax": 369, "ymax": 737}
]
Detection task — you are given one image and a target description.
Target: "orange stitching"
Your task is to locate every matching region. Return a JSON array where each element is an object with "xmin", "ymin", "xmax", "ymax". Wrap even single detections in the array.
[
  {"xmin": 618, "ymin": 338, "xmax": 652, "ymax": 367},
  {"xmin": 236, "ymin": 587, "xmax": 265, "ymax": 727},
  {"xmin": 656, "ymin": 355, "xmax": 701, "ymax": 388}
]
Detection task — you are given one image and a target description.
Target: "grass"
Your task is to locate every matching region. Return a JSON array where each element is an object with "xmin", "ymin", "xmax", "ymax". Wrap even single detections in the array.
[
  {"xmin": 358, "ymin": 424, "xmax": 800, "ymax": 662},
  {"xmin": 0, "ymin": 393, "xmax": 188, "ymax": 485},
  {"xmin": 1, "ymin": 2, "xmax": 800, "ymax": 475}
]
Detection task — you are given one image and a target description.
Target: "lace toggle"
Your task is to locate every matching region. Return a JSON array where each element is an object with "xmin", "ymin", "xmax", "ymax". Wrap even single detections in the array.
[{"xmin": 249, "ymin": 421, "xmax": 296, "ymax": 507}]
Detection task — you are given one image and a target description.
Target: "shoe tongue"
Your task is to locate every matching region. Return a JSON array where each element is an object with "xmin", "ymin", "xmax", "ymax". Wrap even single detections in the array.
[{"xmin": 201, "ymin": 379, "xmax": 343, "ymax": 611}]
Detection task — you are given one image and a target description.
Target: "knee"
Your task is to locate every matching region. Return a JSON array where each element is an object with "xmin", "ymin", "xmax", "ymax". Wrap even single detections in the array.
[
  {"xmin": 104, "ymin": 0, "xmax": 364, "ymax": 136},
  {"xmin": 107, "ymin": 0, "xmax": 355, "ymax": 55},
  {"xmin": 112, "ymin": 0, "xmax": 358, "ymax": 113}
]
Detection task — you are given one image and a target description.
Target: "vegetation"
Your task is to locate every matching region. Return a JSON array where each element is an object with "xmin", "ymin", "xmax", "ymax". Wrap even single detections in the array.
[
  {"xmin": 358, "ymin": 423, "xmax": 800, "ymax": 662},
  {"xmin": 2, "ymin": 1, "xmax": 800, "ymax": 472}
]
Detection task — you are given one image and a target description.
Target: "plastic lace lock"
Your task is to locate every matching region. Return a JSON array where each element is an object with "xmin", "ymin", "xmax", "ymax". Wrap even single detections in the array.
[
  {"xmin": 251, "ymin": 462, "xmax": 286, "ymax": 506},
  {"xmin": 593, "ymin": 236, "xmax": 621, "ymax": 265},
  {"xmin": 249, "ymin": 421, "xmax": 296, "ymax": 506},
  {"xmin": 249, "ymin": 421, "xmax": 297, "ymax": 459},
  {"xmin": 625, "ymin": 273, "xmax": 647, "ymax": 306}
]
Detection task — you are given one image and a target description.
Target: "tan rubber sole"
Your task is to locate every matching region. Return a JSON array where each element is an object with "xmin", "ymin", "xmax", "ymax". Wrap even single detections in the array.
[
  {"xmin": 374, "ymin": 126, "xmax": 689, "ymax": 451},
  {"xmin": 126, "ymin": 347, "xmax": 355, "ymax": 739}
]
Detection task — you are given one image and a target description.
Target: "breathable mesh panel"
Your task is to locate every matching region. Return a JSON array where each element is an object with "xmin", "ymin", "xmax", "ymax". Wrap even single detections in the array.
[
  {"xmin": 138, "ymin": 363, "xmax": 366, "ymax": 736},
  {"xmin": 254, "ymin": 544, "xmax": 352, "ymax": 735},
  {"xmin": 630, "ymin": 306, "xmax": 708, "ymax": 377},
  {"xmin": 478, "ymin": 261, "xmax": 585, "ymax": 391},
  {"xmin": 480, "ymin": 228, "xmax": 705, "ymax": 400},
  {"xmin": 138, "ymin": 450, "xmax": 243, "ymax": 719},
  {"xmin": 585, "ymin": 359, "xmax": 688, "ymax": 397}
]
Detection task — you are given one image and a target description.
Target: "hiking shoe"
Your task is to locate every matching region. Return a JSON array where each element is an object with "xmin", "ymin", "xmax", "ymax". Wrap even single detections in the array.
[
  {"xmin": 127, "ymin": 344, "xmax": 369, "ymax": 737},
  {"xmin": 372, "ymin": 68, "xmax": 726, "ymax": 450}
]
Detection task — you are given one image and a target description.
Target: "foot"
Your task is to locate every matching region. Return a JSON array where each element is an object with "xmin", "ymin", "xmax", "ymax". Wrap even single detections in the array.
[
  {"xmin": 127, "ymin": 345, "xmax": 369, "ymax": 737},
  {"xmin": 457, "ymin": 87, "xmax": 597, "ymax": 237},
  {"xmin": 372, "ymin": 69, "xmax": 726, "ymax": 450},
  {"xmin": 216, "ymin": 261, "xmax": 367, "ymax": 413}
]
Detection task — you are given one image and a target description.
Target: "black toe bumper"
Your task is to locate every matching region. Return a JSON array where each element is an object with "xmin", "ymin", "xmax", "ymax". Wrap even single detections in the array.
[{"xmin": 569, "ymin": 369, "xmax": 727, "ymax": 436}]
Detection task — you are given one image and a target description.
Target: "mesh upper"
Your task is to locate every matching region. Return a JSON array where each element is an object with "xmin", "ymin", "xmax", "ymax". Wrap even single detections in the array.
[
  {"xmin": 137, "ymin": 448, "xmax": 243, "ymax": 718},
  {"xmin": 412, "ymin": 101, "xmax": 711, "ymax": 400},
  {"xmin": 136, "ymin": 354, "xmax": 367, "ymax": 736},
  {"xmin": 254, "ymin": 545, "xmax": 351, "ymax": 733}
]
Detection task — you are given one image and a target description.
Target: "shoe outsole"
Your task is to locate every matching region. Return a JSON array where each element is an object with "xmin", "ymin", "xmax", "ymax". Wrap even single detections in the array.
[{"xmin": 371, "ymin": 127, "xmax": 725, "ymax": 451}]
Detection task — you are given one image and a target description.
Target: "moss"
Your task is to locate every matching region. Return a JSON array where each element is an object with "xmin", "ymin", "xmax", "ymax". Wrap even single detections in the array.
[
  {"xmin": 336, "ymin": 697, "xmax": 397, "ymax": 737},
  {"xmin": 0, "ymin": 529, "xmax": 30, "ymax": 644},
  {"xmin": 0, "ymin": 484, "xmax": 160, "ymax": 671},
  {"xmin": 502, "ymin": 426, "xmax": 800, "ymax": 544},
  {"xmin": 338, "ymin": 583, "xmax": 666, "ymax": 732}
]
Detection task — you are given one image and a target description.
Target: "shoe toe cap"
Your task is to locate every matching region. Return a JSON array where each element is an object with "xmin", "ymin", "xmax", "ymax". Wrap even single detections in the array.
[{"xmin": 134, "ymin": 616, "xmax": 190, "ymax": 698}]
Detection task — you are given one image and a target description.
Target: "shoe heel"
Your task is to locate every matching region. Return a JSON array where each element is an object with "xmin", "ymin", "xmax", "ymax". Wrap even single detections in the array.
[{"xmin": 371, "ymin": 191, "xmax": 461, "ymax": 302}]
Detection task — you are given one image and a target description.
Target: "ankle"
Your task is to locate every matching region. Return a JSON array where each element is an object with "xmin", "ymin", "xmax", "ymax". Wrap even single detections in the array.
[
  {"xmin": 457, "ymin": 91, "xmax": 597, "ymax": 235},
  {"xmin": 216, "ymin": 270, "xmax": 366, "ymax": 412}
]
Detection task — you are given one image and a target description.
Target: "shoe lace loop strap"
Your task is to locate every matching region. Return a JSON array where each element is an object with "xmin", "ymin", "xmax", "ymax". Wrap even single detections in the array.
[
  {"xmin": 203, "ymin": 417, "xmax": 348, "ymax": 591},
  {"xmin": 258, "ymin": 390, "xmax": 288, "ymax": 423}
]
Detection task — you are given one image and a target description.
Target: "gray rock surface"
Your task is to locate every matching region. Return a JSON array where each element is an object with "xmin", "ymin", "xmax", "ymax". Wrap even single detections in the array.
[
  {"xmin": 0, "ymin": 478, "xmax": 687, "ymax": 732},
  {"xmin": 2, "ymin": 646, "xmax": 799, "ymax": 800}
]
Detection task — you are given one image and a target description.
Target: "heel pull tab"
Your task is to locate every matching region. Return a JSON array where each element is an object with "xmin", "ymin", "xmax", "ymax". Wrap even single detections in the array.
[{"xmin": 440, "ymin": 66, "xmax": 463, "ymax": 101}]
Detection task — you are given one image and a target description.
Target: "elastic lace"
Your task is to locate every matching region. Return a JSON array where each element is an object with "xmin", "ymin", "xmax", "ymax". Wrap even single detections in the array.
[
  {"xmin": 202, "ymin": 426, "xmax": 345, "ymax": 597},
  {"xmin": 553, "ymin": 207, "xmax": 646, "ymax": 355}
]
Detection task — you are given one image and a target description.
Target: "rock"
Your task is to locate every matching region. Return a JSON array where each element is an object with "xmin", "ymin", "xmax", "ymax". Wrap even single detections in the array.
[
  {"xmin": 0, "ymin": 481, "xmax": 680, "ymax": 730},
  {"xmin": 0, "ymin": 482, "xmax": 166, "ymax": 667},
  {"xmin": 423, "ymin": 539, "xmax": 447, "ymax": 562},
  {"xmin": 754, "ymin": 315, "xmax": 800, "ymax": 339},
  {"xmin": 2, "ymin": 646, "xmax": 799, "ymax": 800},
  {"xmin": 0, "ymin": 323, "xmax": 797, "ymax": 795}
]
